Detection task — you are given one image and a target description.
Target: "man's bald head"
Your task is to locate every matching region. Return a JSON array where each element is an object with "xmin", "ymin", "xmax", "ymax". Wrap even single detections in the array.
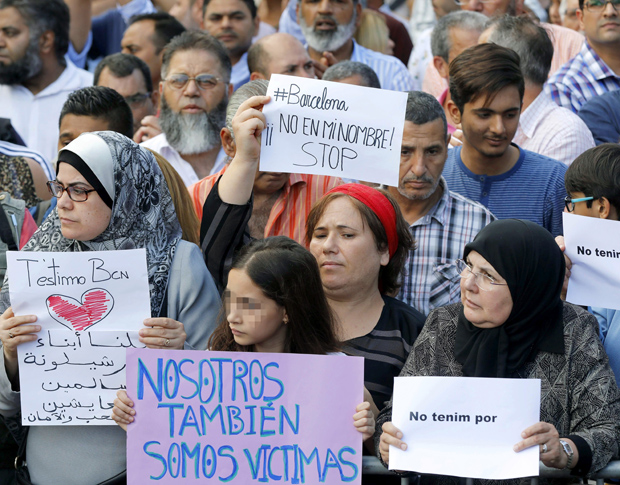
[{"xmin": 248, "ymin": 33, "xmax": 315, "ymax": 80}]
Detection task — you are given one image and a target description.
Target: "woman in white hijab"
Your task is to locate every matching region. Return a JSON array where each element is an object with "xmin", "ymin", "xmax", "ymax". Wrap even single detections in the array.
[{"xmin": 0, "ymin": 132, "xmax": 220, "ymax": 484}]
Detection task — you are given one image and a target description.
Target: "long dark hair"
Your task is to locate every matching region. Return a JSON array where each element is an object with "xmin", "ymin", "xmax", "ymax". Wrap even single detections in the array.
[{"xmin": 208, "ymin": 236, "xmax": 340, "ymax": 354}]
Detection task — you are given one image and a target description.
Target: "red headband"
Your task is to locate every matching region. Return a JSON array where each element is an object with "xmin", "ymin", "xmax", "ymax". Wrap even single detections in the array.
[{"xmin": 325, "ymin": 184, "xmax": 399, "ymax": 258}]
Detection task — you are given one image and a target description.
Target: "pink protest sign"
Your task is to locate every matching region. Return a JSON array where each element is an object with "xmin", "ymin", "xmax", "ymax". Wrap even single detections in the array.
[{"xmin": 126, "ymin": 348, "xmax": 364, "ymax": 484}]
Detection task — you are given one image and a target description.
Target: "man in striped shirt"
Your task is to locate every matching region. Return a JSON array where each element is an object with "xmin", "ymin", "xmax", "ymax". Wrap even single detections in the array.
[
  {"xmin": 544, "ymin": 0, "xmax": 620, "ymax": 112},
  {"xmin": 389, "ymin": 91, "xmax": 494, "ymax": 316}
]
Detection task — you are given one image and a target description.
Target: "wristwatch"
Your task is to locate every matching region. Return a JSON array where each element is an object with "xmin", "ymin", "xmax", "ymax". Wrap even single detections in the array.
[{"xmin": 559, "ymin": 439, "xmax": 574, "ymax": 469}]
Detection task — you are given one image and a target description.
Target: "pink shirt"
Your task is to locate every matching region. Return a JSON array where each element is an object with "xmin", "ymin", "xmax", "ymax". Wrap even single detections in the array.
[
  {"xmin": 437, "ymin": 88, "xmax": 457, "ymax": 134},
  {"xmin": 422, "ymin": 23, "xmax": 584, "ymax": 98}
]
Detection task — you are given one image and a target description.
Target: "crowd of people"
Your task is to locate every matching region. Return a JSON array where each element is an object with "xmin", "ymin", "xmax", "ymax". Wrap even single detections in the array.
[{"xmin": 0, "ymin": 0, "xmax": 619, "ymax": 481}]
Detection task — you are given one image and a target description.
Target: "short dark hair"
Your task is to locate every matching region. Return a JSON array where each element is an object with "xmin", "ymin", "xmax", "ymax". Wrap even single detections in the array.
[
  {"xmin": 306, "ymin": 189, "xmax": 414, "ymax": 296},
  {"xmin": 208, "ymin": 236, "xmax": 340, "ymax": 354},
  {"xmin": 0, "ymin": 0, "xmax": 69, "ymax": 62},
  {"xmin": 59, "ymin": 86, "xmax": 133, "ymax": 138},
  {"xmin": 161, "ymin": 30, "xmax": 232, "ymax": 83},
  {"xmin": 203, "ymin": 0, "xmax": 257, "ymax": 19},
  {"xmin": 322, "ymin": 61, "xmax": 381, "ymax": 88},
  {"xmin": 565, "ymin": 144, "xmax": 620, "ymax": 216},
  {"xmin": 449, "ymin": 43, "xmax": 524, "ymax": 114},
  {"xmin": 94, "ymin": 53, "xmax": 153, "ymax": 93},
  {"xmin": 128, "ymin": 12, "xmax": 186, "ymax": 54},
  {"xmin": 485, "ymin": 15, "xmax": 553, "ymax": 86},
  {"xmin": 405, "ymin": 91, "xmax": 448, "ymax": 140}
]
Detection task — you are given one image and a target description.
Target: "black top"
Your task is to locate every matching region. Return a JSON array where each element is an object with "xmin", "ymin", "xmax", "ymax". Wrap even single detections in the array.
[{"xmin": 342, "ymin": 296, "xmax": 424, "ymax": 411}]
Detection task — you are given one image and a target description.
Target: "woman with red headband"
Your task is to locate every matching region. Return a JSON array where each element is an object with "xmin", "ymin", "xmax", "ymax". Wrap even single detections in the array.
[
  {"xmin": 198, "ymin": 94, "xmax": 425, "ymax": 418},
  {"xmin": 305, "ymin": 184, "xmax": 424, "ymax": 415}
]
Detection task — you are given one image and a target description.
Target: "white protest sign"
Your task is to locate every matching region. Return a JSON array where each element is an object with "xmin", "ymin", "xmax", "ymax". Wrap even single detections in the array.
[
  {"xmin": 390, "ymin": 376, "xmax": 540, "ymax": 480},
  {"xmin": 563, "ymin": 212, "xmax": 620, "ymax": 310},
  {"xmin": 7, "ymin": 249, "xmax": 150, "ymax": 425},
  {"xmin": 260, "ymin": 74, "xmax": 407, "ymax": 186}
]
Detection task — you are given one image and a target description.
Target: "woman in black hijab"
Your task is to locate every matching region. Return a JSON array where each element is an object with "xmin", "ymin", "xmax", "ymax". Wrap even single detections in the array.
[{"xmin": 376, "ymin": 219, "xmax": 620, "ymax": 481}]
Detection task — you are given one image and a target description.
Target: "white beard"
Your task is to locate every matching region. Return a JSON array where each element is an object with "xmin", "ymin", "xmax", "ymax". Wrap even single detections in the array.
[
  {"xmin": 159, "ymin": 97, "xmax": 226, "ymax": 155},
  {"xmin": 299, "ymin": 12, "xmax": 358, "ymax": 53}
]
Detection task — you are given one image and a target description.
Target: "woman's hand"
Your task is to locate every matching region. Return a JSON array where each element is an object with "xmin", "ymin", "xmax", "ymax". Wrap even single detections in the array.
[
  {"xmin": 353, "ymin": 401, "xmax": 375, "ymax": 441},
  {"xmin": 514, "ymin": 422, "xmax": 577, "ymax": 469},
  {"xmin": 230, "ymin": 95, "xmax": 271, "ymax": 166},
  {"xmin": 555, "ymin": 235, "xmax": 572, "ymax": 301},
  {"xmin": 139, "ymin": 318, "xmax": 186, "ymax": 350},
  {"xmin": 111, "ymin": 390, "xmax": 135, "ymax": 431},
  {"xmin": 379, "ymin": 421, "xmax": 407, "ymax": 465},
  {"xmin": 0, "ymin": 307, "xmax": 40, "ymax": 381}
]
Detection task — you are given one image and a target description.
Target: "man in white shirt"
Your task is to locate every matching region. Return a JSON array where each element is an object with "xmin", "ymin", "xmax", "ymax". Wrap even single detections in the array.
[
  {"xmin": 296, "ymin": 0, "xmax": 413, "ymax": 91},
  {"xmin": 482, "ymin": 15, "xmax": 594, "ymax": 165},
  {"xmin": 0, "ymin": 0, "xmax": 92, "ymax": 162},
  {"xmin": 141, "ymin": 30, "xmax": 232, "ymax": 186}
]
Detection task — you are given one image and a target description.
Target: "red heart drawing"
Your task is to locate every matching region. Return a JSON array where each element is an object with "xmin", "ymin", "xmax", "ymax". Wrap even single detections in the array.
[{"xmin": 46, "ymin": 288, "xmax": 115, "ymax": 331}]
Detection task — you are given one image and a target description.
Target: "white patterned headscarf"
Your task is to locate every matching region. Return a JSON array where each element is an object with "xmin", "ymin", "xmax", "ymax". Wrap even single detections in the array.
[{"xmin": 0, "ymin": 131, "xmax": 182, "ymax": 317}]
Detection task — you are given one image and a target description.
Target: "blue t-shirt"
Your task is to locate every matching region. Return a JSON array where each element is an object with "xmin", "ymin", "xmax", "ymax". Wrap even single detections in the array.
[
  {"xmin": 591, "ymin": 307, "xmax": 620, "ymax": 387},
  {"xmin": 578, "ymin": 90, "xmax": 620, "ymax": 146},
  {"xmin": 443, "ymin": 145, "xmax": 567, "ymax": 236}
]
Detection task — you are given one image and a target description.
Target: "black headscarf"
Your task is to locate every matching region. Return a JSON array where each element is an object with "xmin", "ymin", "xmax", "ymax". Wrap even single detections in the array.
[{"xmin": 454, "ymin": 219, "xmax": 565, "ymax": 378}]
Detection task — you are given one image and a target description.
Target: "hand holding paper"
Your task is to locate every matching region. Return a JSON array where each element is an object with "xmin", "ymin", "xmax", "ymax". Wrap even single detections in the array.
[
  {"xmin": 138, "ymin": 317, "xmax": 186, "ymax": 349},
  {"xmin": 0, "ymin": 307, "xmax": 40, "ymax": 381},
  {"xmin": 563, "ymin": 212, "xmax": 620, "ymax": 309},
  {"xmin": 218, "ymin": 95, "xmax": 271, "ymax": 205},
  {"xmin": 232, "ymin": 95, "xmax": 270, "ymax": 165},
  {"xmin": 389, "ymin": 376, "xmax": 541, "ymax": 480},
  {"xmin": 111, "ymin": 389, "xmax": 135, "ymax": 431},
  {"xmin": 379, "ymin": 421, "xmax": 407, "ymax": 465},
  {"xmin": 514, "ymin": 422, "xmax": 574, "ymax": 470}
]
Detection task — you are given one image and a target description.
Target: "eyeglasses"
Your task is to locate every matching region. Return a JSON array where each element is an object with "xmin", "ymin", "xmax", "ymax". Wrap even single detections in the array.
[
  {"xmin": 564, "ymin": 195, "xmax": 594, "ymax": 212},
  {"xmin": 47, "ymin": 181, "xmax": 96, "ymax": 202},
  {"xmin": 164, "ymin": 73, "xmax": 223, "ymax": 90},
  {"xmin": 124, "ymin": 92, "xmax": 151, "ymax": 108},
  {"xmin": 455, "ymin": 259, "xmax": 508, "ymax": 291},
  {"xmin": 584, "ymin": 0, "xmax": 620, "ymax": 11}
]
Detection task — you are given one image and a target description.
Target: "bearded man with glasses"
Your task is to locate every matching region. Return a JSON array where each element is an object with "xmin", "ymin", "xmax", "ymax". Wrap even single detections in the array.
[
  {"xmin": 546, "ymin": 0, "xmax": 620, "ymax": 112},
  {"xmin": 141, "ymin": 30, "xmax": 233, "ymax": 187}
]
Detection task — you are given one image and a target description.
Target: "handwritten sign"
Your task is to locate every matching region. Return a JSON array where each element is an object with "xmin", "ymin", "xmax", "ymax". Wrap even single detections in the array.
[
  {"xmin": 261, "ymin": 74, "xmax": 407, "ymax": 186},
  {"xmin": 7, "ymin": 249, "xmax": 150, "ymax": 425},
  {"xmin": 563, "ymin": 212, "xmax": 620, "ymax": 310},
  {"xmin": 126, "ymin": 348, "xmax": 364, "ymax": 484},
  {"xmin": 390, "ymin": 376, "xmax": 540, "ymax": 479}
]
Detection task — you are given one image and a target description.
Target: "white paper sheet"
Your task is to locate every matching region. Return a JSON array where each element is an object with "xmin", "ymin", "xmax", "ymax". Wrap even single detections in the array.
[
  {"xmin": 563, "ymin": 212, "xmax": 620, "ymax": 310},
  {"xmin": 390, "ymin": 376, "xmax": 540, "ymax": 479},
  {"xmin": 7, "ymin": 249, "xmax": 150, "ymax": 425},
  {"xmin": 260, "ymin": 74, "xmax": 407, "ymax": 186}
]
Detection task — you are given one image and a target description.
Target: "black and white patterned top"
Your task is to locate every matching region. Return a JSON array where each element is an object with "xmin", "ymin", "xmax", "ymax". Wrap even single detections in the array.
[{"xmin": 376, "ymin": 302, "xmax": 620, "ymax": 482}]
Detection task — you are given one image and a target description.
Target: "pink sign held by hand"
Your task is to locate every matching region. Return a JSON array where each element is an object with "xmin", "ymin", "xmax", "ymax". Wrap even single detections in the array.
[{"xmin": 126, "ymin": 348, "xmax": 364, "ymax": 484}]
